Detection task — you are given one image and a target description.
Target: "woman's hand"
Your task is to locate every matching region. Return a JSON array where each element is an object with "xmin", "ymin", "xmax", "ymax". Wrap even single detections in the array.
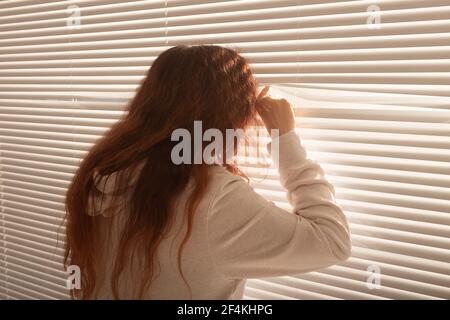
[{"xmin": 255, "ymin": 85, "xmax": 296, "ymax": 136}]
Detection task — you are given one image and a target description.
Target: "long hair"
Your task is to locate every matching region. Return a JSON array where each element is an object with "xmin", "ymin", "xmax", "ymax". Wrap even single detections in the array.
[{"xmin": 64, "ymin": 45, "xmax": 257, "ymax": 299}]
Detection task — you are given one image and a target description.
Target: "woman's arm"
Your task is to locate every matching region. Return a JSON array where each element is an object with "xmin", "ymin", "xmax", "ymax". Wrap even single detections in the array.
[
  {"xmin": 206, "ymin": 89, "xmax": 351, "ymax": 279},
  {"xmin": 207, "ymin": 131, "xmax": 351, "ymax": 279}
]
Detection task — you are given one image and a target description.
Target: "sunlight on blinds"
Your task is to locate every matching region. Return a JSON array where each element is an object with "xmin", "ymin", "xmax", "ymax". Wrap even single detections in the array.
[{"xmin": 0, "ymin": 0, "xmax": 449, "ymax": 299}]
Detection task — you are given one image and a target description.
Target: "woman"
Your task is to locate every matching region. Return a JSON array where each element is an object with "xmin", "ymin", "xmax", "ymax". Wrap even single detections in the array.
[{"xmin": 64, "ymin": 45, "xmax": 351, "ymax": 299}]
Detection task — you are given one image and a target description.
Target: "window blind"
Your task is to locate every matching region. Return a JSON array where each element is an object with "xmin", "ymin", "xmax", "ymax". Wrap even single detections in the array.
[{"xmin": 0, "ymin": 0, "xmax": 449, "ymax": 300}]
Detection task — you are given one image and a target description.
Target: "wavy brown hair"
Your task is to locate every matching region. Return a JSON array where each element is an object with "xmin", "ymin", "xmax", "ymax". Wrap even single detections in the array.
[{"xmin": 64, "ymin": 45, "xmax": 258, "ymax": 299}]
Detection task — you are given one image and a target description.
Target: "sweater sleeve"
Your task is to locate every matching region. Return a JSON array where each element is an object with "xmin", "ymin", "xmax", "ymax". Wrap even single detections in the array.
[{"xmin": 206, "ymin": 130, "xmax": 351, "ymax": 279}]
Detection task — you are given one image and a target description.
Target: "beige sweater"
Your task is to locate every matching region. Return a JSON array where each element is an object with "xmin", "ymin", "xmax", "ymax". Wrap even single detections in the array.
[{"xmin": 90, "ymin": 130, "xmax": 351, "ymax": 299}]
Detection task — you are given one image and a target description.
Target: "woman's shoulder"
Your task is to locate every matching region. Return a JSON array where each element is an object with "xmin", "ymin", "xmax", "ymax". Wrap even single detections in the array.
[
  {"xmin": 207, "ymin": 165, "xmax": 246, "ymax": 188},
  {"xmin": 204, "ymin": 165, "xmax": 257, "ymax": 207}
]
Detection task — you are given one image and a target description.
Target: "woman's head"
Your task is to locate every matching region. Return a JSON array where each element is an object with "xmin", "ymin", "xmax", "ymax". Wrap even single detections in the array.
[
  {"xmin": 129, "ymin": 45, "xmax": 257, "ymax": 142},
  {"xmin": 64, "ymin": 45, "xmax": 258, "ymax": 299}
]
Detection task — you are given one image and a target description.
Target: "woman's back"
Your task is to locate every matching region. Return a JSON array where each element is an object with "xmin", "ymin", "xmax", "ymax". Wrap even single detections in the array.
[{"xmin": 90, "ymin": 132, "xmax": 351, "ymax": 299}]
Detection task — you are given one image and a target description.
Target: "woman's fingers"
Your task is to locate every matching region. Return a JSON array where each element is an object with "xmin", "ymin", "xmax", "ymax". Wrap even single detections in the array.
[
  {"xmin": 257, "ymin": 85, "xmax": 270, "ymax": 101},
  {"xmin": 254, "ymin": 88, "xmax": 296, "ymax": 135},
  {"xmin": 256, "ymin": 86, "xmax": 272, "ymax": 113}
]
